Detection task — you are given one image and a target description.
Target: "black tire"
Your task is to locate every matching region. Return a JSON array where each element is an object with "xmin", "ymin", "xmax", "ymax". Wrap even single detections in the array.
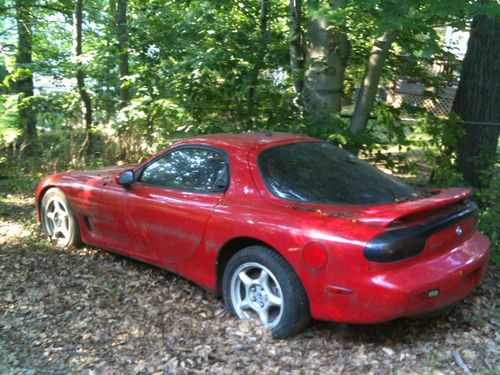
[
  {"xmin": 222, "ymin": 246, "xmax": 311, "ymax": 338},
  {"xmin": 40, "ymin": 188, "xmax": 82, "ymax": 248}
]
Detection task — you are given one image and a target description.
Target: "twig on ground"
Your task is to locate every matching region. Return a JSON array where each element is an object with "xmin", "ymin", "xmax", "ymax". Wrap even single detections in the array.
[
  {"xmin": 16, "ymin": 367, "xmax": 68, "ymax": 375},
  {"xmin": 452, "ymin": 351, "xmax": 471, "ymax": 374}
]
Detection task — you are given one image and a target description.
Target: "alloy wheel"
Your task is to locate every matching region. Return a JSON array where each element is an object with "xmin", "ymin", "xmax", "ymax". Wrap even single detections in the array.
[{"xmin": 229, "ymin": 262, "xmax": 284, "ymax": 328}]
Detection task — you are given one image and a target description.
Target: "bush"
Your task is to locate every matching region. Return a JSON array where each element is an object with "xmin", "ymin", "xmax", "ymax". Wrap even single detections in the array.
[{"xmin": 476, "ymin": 167, "xmax": 500, "ymax": 268}]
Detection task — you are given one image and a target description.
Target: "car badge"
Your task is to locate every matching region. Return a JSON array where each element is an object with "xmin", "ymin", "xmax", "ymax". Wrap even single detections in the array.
[{"xmin": 456, "ymin": 225, "xmax": 463, "ymax": 236}]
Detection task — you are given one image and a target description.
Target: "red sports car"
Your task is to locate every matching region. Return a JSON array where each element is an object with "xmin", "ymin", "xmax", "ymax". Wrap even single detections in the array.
[{"xmin": 35, "ymin": 132, "xmax": 490, "ymax": 338}]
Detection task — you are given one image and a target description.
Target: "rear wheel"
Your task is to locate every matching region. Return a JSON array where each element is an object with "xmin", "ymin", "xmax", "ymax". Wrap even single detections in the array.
[
  {"xmin": 41, "ymin": 188, "xmax": 82, "ymax": 248},
  {"xmin": 222, "ymin": 246, "xmax": 311, "ymax": 338}
]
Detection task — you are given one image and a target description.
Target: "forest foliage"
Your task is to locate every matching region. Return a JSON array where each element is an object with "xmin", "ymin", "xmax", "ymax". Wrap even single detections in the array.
[{"xmin": 0, "ymin": 0, "xmax": 499, "ymax": 264}]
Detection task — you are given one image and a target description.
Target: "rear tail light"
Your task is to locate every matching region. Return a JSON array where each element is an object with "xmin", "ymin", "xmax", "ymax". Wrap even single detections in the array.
[
  {"xmin": 365, "ymin": 234, "xmax": 427, "ymax": 262},
  {"xmin": 364, "ymin": 201, "xmax": 478, "ymax": 263}
]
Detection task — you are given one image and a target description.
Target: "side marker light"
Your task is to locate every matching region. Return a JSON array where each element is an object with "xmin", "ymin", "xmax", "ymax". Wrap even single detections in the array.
[
  {"xmin": 326, "ymin": 285, "xmax": 353, "ymax": 296},
  {"xmin": 427, "ymin": 289, "xmax": 439, "ymax": 298}
]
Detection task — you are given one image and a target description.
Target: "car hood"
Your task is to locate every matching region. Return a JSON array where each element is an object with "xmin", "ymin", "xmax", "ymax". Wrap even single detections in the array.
[
  {"xmin": 66, "ymin": 165, "xmax": 137, "ymax": 178},
  {"xmin": 39, "ymin": 165, "xmax": 138, "ymax": 189}
]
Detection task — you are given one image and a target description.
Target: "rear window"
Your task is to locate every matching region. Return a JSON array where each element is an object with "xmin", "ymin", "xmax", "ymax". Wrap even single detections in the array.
[{"xmin": 258, "ymin": 142, "xmax": 421, "ymax": 205}]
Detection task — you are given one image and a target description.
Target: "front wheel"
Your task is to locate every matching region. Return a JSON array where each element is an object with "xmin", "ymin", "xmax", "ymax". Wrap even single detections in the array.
[
  {"xmin": 41, "ymin": 188, "xmax": 82, "ymax": 248},
  {"xmin": 222, "ymin": 246, "xmax": 311, "ymax": 338}
]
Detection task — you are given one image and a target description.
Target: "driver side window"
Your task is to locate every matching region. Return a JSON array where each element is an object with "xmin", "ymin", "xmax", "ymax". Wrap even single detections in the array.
[{"xmin": 139, "ymin": 147, "xmax": 228, "ymax": 193}]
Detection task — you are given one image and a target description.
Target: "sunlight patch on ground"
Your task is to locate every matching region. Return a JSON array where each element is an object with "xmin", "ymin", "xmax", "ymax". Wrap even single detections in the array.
[
  {"xmin": 0, "ymin": 194, "xmax": 35, "ymax": 207},
  {"xmin": 0, "ymin": 219, "xmax": 32, "ymax": 243}
]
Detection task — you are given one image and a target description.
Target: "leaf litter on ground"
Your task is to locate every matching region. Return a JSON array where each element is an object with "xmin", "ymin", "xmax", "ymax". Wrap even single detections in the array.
[{"xmin": 0, "ymin": 193, "xmax": 499, "ymax": 374}]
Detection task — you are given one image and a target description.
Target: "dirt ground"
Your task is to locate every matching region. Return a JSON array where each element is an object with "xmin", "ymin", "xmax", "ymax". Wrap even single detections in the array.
[{"xmin": 0, "ymin": 193, "xmax": 499, "ymax": 375}]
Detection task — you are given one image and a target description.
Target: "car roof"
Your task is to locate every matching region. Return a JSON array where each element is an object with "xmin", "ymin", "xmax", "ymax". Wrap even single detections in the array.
[{"xmin": 178, "ymin": 132, "xmax": 317, "ymax": 152}]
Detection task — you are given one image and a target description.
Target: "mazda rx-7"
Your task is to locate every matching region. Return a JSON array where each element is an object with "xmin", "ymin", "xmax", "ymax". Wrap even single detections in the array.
[{"xmin": 35, "ymin": 132, "xmax": 490, "ymax": 338}]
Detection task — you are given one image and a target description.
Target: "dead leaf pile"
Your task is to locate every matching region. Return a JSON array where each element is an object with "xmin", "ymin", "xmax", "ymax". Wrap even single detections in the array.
[{"xmin": 0, "ymin": 194, "xmax": 499, "ymax": 374}]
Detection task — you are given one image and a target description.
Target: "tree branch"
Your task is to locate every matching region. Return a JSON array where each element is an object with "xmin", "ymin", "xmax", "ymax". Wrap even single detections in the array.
[{"xmin": 0, "ymin": 4, "xmax": 71, "ymax": 15}]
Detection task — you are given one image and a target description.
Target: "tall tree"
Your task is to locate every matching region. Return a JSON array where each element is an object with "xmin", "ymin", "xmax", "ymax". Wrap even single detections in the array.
[
  {"xmin": 289, "ymin": 0, "xmax": 305, "ymax": 96},
  {"xmin": 349, "ymin": 29, "xmax": 396, "ymax": 134},
  {"xmin": 246, "ymin": 0, "xmax": 270, "ymax": 128},
  {"xmin": 74, "ymin": 0, "xmax": 93, "ymax": 153},
  {"xmin": 453, "ymin": 15, "xmax": 500, "ymax": 188},
  {"xmin": 15, "ymin": 0, "xmax": 36, "ymax": 154},
  {"xmin": 115, "ymin": 0, "xmax": 129, "ymax": 107},
  {"xmin": 304, "ymin": 0, "xmax": 349, "ymax": 127}
]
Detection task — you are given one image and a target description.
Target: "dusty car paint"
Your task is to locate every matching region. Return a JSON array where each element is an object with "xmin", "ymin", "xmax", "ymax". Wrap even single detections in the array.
[{"xmin": 35, "ymin": 132, "xmax": 490, "ymax": 323}]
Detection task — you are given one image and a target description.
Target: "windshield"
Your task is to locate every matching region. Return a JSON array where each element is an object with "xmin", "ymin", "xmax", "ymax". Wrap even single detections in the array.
[{"xmin": 258, "ymin": 141, "xmax": 421, "ymax": 205}]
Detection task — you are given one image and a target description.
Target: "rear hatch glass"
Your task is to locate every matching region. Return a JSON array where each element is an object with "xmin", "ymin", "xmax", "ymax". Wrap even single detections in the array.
[{"xmin": 258, "ymin": 141, "xmax": 426, "ymax": 205}]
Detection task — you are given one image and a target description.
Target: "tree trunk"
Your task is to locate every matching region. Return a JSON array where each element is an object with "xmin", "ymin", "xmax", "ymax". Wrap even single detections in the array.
[
  {"xmin": 116, "ymin": 0, "xmax": 130, "ymax": 107},
  {"xmin": 453, "ymin": 15, "xmax": 500, "ymax": 188},
  {"xmin": 349, "ymin": 30, "xmax": 396, "ymax": 134},
  {"xmin": 289, "ymin": 0, "xmax": 305, "ymax": 95},
  {"xmin": 101, "ymin": 0, "xmax": 116, "ymax": 122},
  {"xmin": 73, "ymin": 0, "xmax": 93, "ymax": 154},
  {"xmin": 304, "ymin": 0, "xmax": 349, "ymax": 127},
  {"xmin": 246, "ymin": 0, "xmax": 270, "ymax": 128},
  {"xmin": 15, "ymin": 0, "xmax": 36, "ymax": 154}
]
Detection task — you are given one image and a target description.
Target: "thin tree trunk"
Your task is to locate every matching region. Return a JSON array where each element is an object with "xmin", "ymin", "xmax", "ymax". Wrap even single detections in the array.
[
  {"xmin": 289, "ymin": 0, "xmax": 305, "ymax": 95},
  {"xmin": 453, "ymin": 15, "xmax": 500, "ymax": 188},
  {"xmin": 104, "ymin": 0, "xmax": 117, "ymax": 123},
  {"xmin": 73, "ymin": 0, "xmax": 93, "ymax": 154},
  {"xmin": 304, "ymin": 0, "xmax": 349, "ymax": 127},
  {"xmin": 116, "ymin": 0, "xmax": 129, "ymax": 108},
  {"xmin": 15, "ymin": 0, "xmax": 36, "ymax": 155},
  {"xmin": 349, "ymin": 30, "xmax": 396, "ymax": 134},
  {"xmin": 104, "ymin": 0, "xmax": 116, "ymax": 122},
  {"xmin": 246, "ymin": 0, "xmax": 270, "ymax": 128}
]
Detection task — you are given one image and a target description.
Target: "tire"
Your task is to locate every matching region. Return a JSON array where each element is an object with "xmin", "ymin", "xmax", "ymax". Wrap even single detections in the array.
[
  {"xmin": 222, "ymin": 246, "xmax": 311, "ymax": 338},
  {"xmin": 41, "ymin": 188, "xmax": 82, "ymax": 248}
]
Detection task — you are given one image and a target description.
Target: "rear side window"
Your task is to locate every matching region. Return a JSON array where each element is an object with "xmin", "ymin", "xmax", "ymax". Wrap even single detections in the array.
[
  {"xmin": 258, "ymin": 142, "xmax": 421, "ymax": 205},
  {"xmin": 140, "ymin": 147, "xmax": 228, "ymax": 193}
]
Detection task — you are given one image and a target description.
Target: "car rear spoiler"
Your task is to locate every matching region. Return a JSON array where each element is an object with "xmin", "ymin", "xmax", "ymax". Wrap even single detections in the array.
[{"xmin": 356, "ymin": 188, "xmax": 472, "ymax": 228}]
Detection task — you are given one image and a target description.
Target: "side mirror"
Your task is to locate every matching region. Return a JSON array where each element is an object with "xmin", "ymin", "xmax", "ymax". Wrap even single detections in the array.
[{"xmin": 116, "ymin": 170, "xmax": 135, "ymax": 186}]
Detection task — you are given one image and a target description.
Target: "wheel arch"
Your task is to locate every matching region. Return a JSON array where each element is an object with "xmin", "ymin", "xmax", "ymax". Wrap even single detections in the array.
[
  {"xmin": 36, "ymin": 185, "xmax": 60, "ymax": 221},
  {"xmin": 216, "ymin": 237, "xmax": 275, "ymax": 291}
]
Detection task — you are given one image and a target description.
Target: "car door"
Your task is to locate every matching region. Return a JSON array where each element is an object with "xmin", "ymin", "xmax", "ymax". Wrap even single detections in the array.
[
  {"xmin": 84, "ymin": 177, "xmax": 132, "ymax": 251},
  {"xmin": 126, "ymin": 145, "xmax": 229, "ymax": 262}
]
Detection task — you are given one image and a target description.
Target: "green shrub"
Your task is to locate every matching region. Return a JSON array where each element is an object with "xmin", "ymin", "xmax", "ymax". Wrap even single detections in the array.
[{"xmin": 476, "ymin": 167, "xmax": 500, "ymax": 268}]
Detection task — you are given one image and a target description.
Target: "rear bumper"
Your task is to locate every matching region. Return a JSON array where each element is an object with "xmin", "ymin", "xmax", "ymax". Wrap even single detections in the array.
[{"xmin": 311, "ymin": 231, "xmax": 490, "ymax": 323}]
